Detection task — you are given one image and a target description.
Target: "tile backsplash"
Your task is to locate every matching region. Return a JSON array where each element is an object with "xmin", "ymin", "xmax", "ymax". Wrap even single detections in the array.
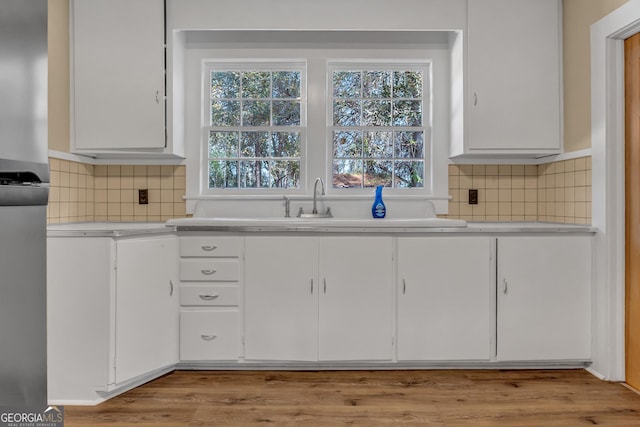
[
  {"xmin": 446, "ymin": 156, "xmax": 592, "ymax": 224},
  {"xmin": 94, "ymin": 164, "xmax": 186, "ymax": 223},
  {"xmin": 47, "ymin": 158, "xmax": 95, "ymax": 223},
  {"xmin": 447, "ymin": 164, "xmax": 539, "ymax": 222},
  {"xmin": 47, "ymin": 156, "xmax": 591, "ymax": 225},
  {"xmin": 47, "ymin": 159, "xmax": 187, "ymax": 224}
]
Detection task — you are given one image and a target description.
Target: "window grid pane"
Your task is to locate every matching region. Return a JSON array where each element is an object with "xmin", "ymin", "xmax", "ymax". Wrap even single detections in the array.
[
  {"xmin": 331, "ymin": 68, "xmax": 425, "ymax": 189},
  {"xmin": 208, "ymin": 68, "xmax": 303, "ymax": 189}
]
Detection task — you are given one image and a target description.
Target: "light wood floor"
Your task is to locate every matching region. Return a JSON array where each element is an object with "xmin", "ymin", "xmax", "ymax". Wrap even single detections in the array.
[{"xmin": 63, "ymin": 370, "xmax": 640, "ymax": 426}]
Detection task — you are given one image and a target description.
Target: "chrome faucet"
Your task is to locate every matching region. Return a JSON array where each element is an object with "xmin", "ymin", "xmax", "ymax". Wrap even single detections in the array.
[
  {"xmin": 283, "ymin": 196, "xmax": 290, "ymax": 218},
  {"xmin": 312, "ymin": 177, "xmax": 325, "ymax": 214}
]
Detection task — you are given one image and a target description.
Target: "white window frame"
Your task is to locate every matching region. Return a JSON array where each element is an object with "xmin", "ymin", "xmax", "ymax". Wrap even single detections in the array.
[
  {"xmin": 200, "ymin": 60, "xmax": 307, "ymax": 194},
  {"xmin": 183, "ymin": 44, "xmax": 450, "ymax": 214},
  {"xmin": 327, "ymin": 61, "xmax": 432, "ymax": 194}
]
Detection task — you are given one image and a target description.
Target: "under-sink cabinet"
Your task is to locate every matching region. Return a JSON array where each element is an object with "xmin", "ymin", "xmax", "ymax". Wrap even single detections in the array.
[
  {"xmin": 47, "ymin": 234, "xmax": 178, "ymax": 403},
  {"xmin": 244, "ymin": 236, "xmax": 394, "ymax": 362},
  {"xmin": 397, "ymin": 237, "xmax": 493, "ymax": 361},
  {"xmin": 178, "ymin": 235, "xmax": 243, "ymax": 362}
]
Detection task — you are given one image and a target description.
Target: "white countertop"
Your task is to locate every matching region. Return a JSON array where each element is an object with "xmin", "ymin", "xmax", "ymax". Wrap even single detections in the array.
[
  {"xmin": 166, "ymin": 217, "xmax": 595, "ymax": 234},
  {"xmin": 47, "ymin": 220, "xmax": 595, "ymax": 236},
  {"xmin": 47, "ymin": 222, "xmax": 175, "ymax": 237},
  {"xmin": 466, "ymin": 222, "xmax": 596, "ymax": 233}
]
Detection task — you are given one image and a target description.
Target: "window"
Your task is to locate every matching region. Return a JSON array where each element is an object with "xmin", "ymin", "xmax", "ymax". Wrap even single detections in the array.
[
  {"xmin": 205, "ymin": 63, "xmax": 305, "ymax": 189},
  {"xmin": 189, "ymin": 45, "xmax": 449, "ymax": 214},
  {"xmin": 329, "ymin": 63, "xmax": 429, "ymax": 189}
]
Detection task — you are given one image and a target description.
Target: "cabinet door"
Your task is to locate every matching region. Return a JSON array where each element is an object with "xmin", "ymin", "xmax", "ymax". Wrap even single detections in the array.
[
  {"xmin": 72, "ymin": 0, "xmax": 165, "ymax": 150},
  {"xmin": 244, "ymin": 236, "xmax": 319, "ymax": 361},
  {"xmin": 467, "ymin": 0, "xmax": 560, "ymax": 153},
  {"xmin": 397, "ymin": 237, "xmax": 492, "ymax": 361},
  {"xmin": 115, "ymin": 236, "xmax": 179, "ymax": 383},
  {"xmin": 497, "ymin": 236, "xmax": 591, "ymax": 361},
  {"xmin": 318, "ymin": 237, "xmax": 393, "ymax": 361}
]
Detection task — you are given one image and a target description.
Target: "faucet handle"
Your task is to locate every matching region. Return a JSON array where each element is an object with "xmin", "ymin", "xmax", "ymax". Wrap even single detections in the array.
[
  {"xmin": 325, "ymin": 207, "xmax": 333, "ymax": 218},
  {"xmin": 297, "ymin": 207, "xmax": 304, "ymax": 217}
]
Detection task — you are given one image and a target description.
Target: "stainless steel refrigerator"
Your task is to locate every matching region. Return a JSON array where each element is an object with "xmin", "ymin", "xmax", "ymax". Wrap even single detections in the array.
[{"xmin": 0, "ymin": 0, "xmax": 49, "ymax": 406}]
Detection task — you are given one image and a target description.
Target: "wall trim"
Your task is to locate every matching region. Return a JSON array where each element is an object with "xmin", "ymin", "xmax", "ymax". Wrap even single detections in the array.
[
  {"xmin": 590, "ymin": 0, "xmax": 640, "ymax": 382},
  {"xmin": 449, "ymin": 148, "xmax": 592, "ymax": 165},
  {"xmin": 48, "ymin": 149, "xmax": 96, "ymax": 164},
  {"xmin": 48, "ymin": 150, "xmax": 187, "ymax": 166},
  {"xmin": 536, "ymin": 148, "xmax": 592, "ymax": 163}
]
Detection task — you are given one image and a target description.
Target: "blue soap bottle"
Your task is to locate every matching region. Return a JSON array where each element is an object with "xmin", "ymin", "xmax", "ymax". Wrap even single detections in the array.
[{"xmin": 372, "ymin": 185, "xmax": 386, "ymax": 218}]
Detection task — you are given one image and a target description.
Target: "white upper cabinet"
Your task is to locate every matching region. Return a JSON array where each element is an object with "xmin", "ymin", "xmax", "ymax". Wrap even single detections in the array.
[
  {"xmin": 71, "ymin": 0, "xmax": 182, "ymax": 158},
  {"xmin": 452, "ymin": 0, "xmax": 562, "ymax": 157}
]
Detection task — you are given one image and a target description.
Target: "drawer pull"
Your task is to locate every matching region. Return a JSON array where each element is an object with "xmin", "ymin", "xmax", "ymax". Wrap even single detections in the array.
[
  {"xmin": 201, "ymin": 334, "xmax": 217, "ymax": 341},
  {"xmin": 201, "ymin": 245, "xmax": 218, "ymax": 252},
  {"xmin": 201, "ymin": 269, "xmax": 217, "ymax": 275},
  {"xmin": 199, "ymin": 294, "xmax": 219, "ymax": 301}
]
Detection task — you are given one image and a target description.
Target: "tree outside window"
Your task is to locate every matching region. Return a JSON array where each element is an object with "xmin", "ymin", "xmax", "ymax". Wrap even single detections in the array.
[
  {"xmin": 330, "ymin": 67, "xmax": 427, "ymax": 189},
  {"xmin": 207, "ymin": 68, "xmax": 303, "ymax": 189}
]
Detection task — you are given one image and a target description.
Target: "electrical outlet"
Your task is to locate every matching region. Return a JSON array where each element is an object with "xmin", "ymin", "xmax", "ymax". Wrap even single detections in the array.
[
  {"xmin": 468, "ymin": 189, "xmax": 478, "ymax": 205},
  {"xmin": 138, "ymin": 189, "xmax": 149, "ymax": 205}
]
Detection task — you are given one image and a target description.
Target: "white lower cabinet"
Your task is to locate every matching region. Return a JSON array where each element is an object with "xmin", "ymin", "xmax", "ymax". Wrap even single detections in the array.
[
  {"xmin": 178, "ymin": 235, "xmax": 243, "ymax": 362},
  {"xmin": 49, "ymin": 229, "xmax": 594, "ymax": 403},
  {"xmin": 47, "ymin": 234, "xmax": 178, "ymax": 403},
  {"xmin": 113, "ymin": 237, "xmax": 180, "ymax": 383},
  {"xmin": 496, "ymin": 236, "xmax": 592, "ymax": 361},
  {"xmin": 244, "ymin": 236, "xmax": 318, "ymax": 361},
  {"xmin": 244, "ymin": 236, "xmax": 394, "ymax": 362},
  {"xmin": 397, "ymin": 237, "xmax": 493, "ymax": 361}
]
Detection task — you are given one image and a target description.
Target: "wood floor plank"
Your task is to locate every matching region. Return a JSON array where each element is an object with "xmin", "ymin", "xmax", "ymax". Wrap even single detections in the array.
[{"xmin": 62, "ymin": 370, "xmax": 640, "ymax": 426}]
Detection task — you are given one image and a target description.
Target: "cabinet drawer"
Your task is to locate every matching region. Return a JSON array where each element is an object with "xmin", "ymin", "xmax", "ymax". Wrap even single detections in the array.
[
  {"xmin": 180, "ymin": 237, "xmax": 241, "ymax": 257},
  {"xmin": 180, "ymin": 310, "xmax": 240, "ymax": 361},
  {"xmin": 180, "ymin": 260, "xmax": 239, "ymax": 282},
  {"xmin": 180, "ymin": 285, "xmax": 239, "ymax": 306}
]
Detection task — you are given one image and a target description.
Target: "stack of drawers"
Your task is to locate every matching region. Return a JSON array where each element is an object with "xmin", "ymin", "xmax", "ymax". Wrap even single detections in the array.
[{"xmin": 178, "ymin": 235, "xmax": 243, "ymax": 361}]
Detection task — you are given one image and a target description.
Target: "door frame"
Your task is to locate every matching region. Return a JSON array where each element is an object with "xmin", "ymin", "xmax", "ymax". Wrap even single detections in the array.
[{"xmin": 591, "ymin": 0, "xmax": 640, "ymax": 382}]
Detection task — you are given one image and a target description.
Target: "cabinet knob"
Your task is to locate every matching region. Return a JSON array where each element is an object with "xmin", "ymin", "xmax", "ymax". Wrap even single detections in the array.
[
  {"xmin": 169, "ymin": 280, "xmax": 174, "ymax": 296},
  {"xmin": 474, "ymin": 92, "xmax": 478, "ymax": 106},
  {"xmin": 199, "ymin": 294, "xmax": 219, "ymax": 301},
  {"xmin": 201, "ymin": 269, "xmax": 217, "ymax": 275},
  {"xmin": 503, "ymin": 278, "xmax": 508, "ymax": 294},
  {"xmin": 155, "ymin": 90, "xmax": 160, "ymax": 104},
  {"xmin": 201, "ymin": 334, "xmax": 217, "ymax": 341},
  {"xmin": 201, "ymin": 245, "xmax": 218, "ymax": 252}
]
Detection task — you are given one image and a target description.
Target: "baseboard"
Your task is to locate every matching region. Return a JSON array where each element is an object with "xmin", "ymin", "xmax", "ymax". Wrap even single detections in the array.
[{"xmin": 176, "ymin": 360, "xmax": 592, "ymax": 371}]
